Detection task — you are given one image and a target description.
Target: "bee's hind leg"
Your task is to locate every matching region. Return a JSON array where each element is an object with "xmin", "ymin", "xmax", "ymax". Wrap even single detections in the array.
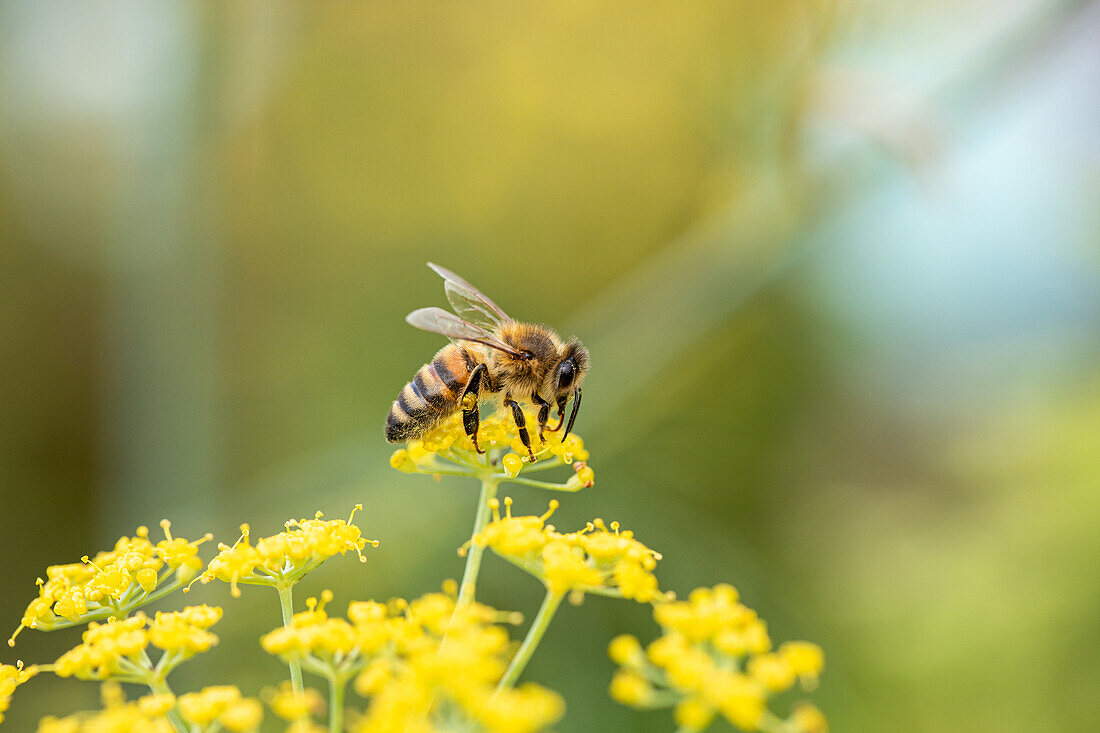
[
  {"xmin": 461, "ymin": 364, "xmax": 488, "ymax": 454},
  {"xmin": 531, "ymin": 393, "xmax": 551, "ymax": 443},
  {"xmin": 504, "ymin": 396, "xmax": 536, "ymax": 461}
]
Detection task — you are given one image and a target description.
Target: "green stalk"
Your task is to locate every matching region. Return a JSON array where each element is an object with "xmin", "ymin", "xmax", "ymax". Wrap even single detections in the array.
[
  {"xmin": 276, "ymin": 583, "xmax": 304, "ymax": 695},
  {"xmin": 328, "ymin": 673, "xmax": 346, "ymax": 733},
  {"xmin": 147, "ymin": 677, "xmax": 188, "ymax": 733},
  {"xmin": 496, "ymin": 589, "xmax": 564, "ymax": 691},
  {"xmin": 456, "ymin": 476, "xmax": 499, "ymax": 607}
]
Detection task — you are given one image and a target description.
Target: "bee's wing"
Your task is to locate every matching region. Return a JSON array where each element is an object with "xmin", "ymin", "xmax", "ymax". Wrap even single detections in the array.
[
  {"xmin": 406, "ymin": 307, "xmax": 523, "ymax": 358},
  {"xmin": 427, "ymin": 262, "xmax": 512, "ymax": 330}
]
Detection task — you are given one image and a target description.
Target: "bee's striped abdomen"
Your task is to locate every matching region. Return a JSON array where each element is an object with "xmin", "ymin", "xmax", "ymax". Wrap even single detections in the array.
[{"xmin": 385, "ymin": 345, "xmax": 474, "ymax": 442}]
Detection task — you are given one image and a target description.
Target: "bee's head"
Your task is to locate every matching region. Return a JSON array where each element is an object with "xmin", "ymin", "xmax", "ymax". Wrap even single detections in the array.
[{"xmin": 552, "ymin": 339, "xmax": 589, "ymax": 399}]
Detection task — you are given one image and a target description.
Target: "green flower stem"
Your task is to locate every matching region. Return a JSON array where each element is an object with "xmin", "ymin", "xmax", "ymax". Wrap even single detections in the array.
[
  {"xmin": 147, "ymin": 677, "xmax": 188, "ymax": 733},
  {"xmin": 496, "ymin": 589, "xmax": 564, "ymax": 691},
  {"xmin": 758, "ymin": 712, "xmax": 799, "ymax": 733},
  {"xmin": 498, "ymin": 475, "xmax": 581, "ymax": 492},
  {"xmin": 457, "ymin": 476, "xmax": 500, "ymax": 608},
  {"xmin": 276, "ymin": 583, "xmax": 304, "ymax": 695},
  {"xmin": 328, "ymin": 672, "xmax": 346, "ymax": 733},
  {"xmin": 505, "ymin": 457, "xmax": 566, "ymax": 474},
  {"xmin": 410, "ymin": 466, "xmax": 480, "ymax": 477}
]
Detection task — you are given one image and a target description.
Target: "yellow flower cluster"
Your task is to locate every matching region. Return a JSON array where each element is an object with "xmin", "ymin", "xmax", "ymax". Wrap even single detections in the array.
[
  {"xmin": 10, "ymin": 521, "xmax": 210, "ymax": 646},
  {"xmin": 53, "ymin": 605, "xmax": 222, "ymax": 680},
  {"xmin": 36, "ymin": 682, "xmax": 174, "ymax": 733},
  {"xmin": 609, "ymin": 584, "xmax": 826, "ymax": 733},
  {"xmin": 261, "ymin": 585, "xmax": 561, "ymax": 733},
  {"xmin": 178, "ymin": 686, "xmax": 263, "ymax": 731},
  {"xmin": 471, "ymin": 498, "xmax": 666, "ymax": 602},
  {"xmin": 351, "ymin": 590, "xmax": 563, "ymax": 733},
  {"xmin": 264, "ymin": 682, "xmax": 325, "ymax": 723},
  {"xmin": 1, "ymin": 661, "xmax": 37, "ymax": 724},
  {"xmin": 196, "ymin": 506, "xmax": 378, "ymax": 597},
  {"xmin": 389, "ymin": 410, "xmax": 594, "ymax": 489},
  {"xmin": 35, "ymin": 681, "xmax": 262, "ymax": 733}
]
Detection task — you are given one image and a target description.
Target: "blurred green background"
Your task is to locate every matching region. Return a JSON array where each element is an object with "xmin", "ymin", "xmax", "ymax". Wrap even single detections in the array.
[{"xmin": 2, "ymin": 1, "xmax": 1099, "ymax": 731}]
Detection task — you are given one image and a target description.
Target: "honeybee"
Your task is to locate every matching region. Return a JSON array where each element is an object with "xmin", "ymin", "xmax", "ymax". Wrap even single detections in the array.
[{"xmin": 385, "ymin": 263, "xmax": 588, "ymax": 460}]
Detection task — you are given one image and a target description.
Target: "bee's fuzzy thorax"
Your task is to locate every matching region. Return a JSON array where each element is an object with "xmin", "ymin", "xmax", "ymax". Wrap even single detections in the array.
[{"xmin": 490, "ymin": 322, "xmax": 562, "ymax": 397}]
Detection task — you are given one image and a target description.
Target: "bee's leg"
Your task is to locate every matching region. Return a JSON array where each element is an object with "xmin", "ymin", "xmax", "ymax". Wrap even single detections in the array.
[
  {"xmin": 547, "ymin": 395, "xmax": 569, "ymax": 432},
  {"xmin": 504, "ymin": 396, "xmax": 536, "ymax": 461},
  {"xmin": 461, "ymin": 364, "xmax": 488, "ymax": 454},
  {"xmin": 531, "ymin": 393, "xmax": 551, "ymax": 443},
  {"xmin": 561, "ymin": 387, "xmax": 582, "ymax": 442}
]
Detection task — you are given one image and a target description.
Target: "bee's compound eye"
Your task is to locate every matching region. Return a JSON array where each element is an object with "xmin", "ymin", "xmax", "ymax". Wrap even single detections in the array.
[{"xmin": 557, "ymin": 360, "xmax": 575, "ymax": 389}]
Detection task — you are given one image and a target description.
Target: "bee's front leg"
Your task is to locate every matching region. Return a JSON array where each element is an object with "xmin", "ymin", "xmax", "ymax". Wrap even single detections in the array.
[
  {"xmin": 547, "ymin": 395, "xmax": 569, "ymax": 432},
  {"xmin": 460, "ymin": 364, "xmax": 489, "ymax": 454},
  {"xmin": 504, "ymin": 396, "xmax": 536, "ymax": 461},
  {"xmin": 531, "ymin": 393, "xmax": 551, "ymax": 443}
]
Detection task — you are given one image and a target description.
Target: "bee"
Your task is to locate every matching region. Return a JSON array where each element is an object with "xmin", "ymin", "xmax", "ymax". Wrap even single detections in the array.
[{"xmin": 386, "ymin": 263, "xmax": 588, "ymax": 460}]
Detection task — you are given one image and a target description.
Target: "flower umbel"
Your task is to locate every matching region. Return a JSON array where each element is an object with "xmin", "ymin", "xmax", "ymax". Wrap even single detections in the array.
[
  {"xmin": 34, "ymin": 680, "xmax": 262, "ymax": 733},
  {"xmin": 390, "ymin": 410, "xmax": 594, "ymax": 492},
  {"xmin": 196, "ymin": 506, "xmax": 378, "ymax": 597},
  {"xmin": 52, "ymin": 605, "xmax": 222, "ymax": 682},
  {"xmin": 471, "ymin": 497, "xmax": 666, "ymax": 603},
  {"xmin": 609, "ymin": 584, "xmax": 826, "ymax": 732},
  {"xmin": 341, "ymin": 587, "xmax": 563, "ymax": 733},
  {"xmin": 10, "ymin": 522, "xmax": 211, "ymax": 646}
]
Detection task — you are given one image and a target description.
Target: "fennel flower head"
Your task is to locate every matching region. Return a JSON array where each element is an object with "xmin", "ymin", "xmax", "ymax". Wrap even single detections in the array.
[
  {"xmin": 471, "ymin": 497, "xmax": 668, "ymax": 604},
  {"xmin": 610, "ymin": 584, "xmax": 827, "ymax": 733},
  {"xmin": 10, "ymin": 521, "xmax": 211, "ymax": 646},
  {"xmin": 35, "ymin": 680, "xmax": 262, "ymax": 733},
  {"xmin": 260, "ymin": 584, "xmax": 563, "ymax": 733},
  {"xmin": 390, "ymin": 408, "xmax": 594, "ymax": 489},
  {"xmin": 53, "ymin": 605, "xmax": 222, "ymax": 680},
  {"xmin": 195, "ymin": 506, "xmax": 379, "ymax": 597}
]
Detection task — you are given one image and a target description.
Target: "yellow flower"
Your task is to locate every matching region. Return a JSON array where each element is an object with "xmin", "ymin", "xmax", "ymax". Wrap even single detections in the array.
[
  {"xmin": 789, "ymin": 702, "xmax": 828, "ymax": 733},
  {"xmin": 607, "ymin": 634, "xmax": 643, "ymax": 666},
  {"xmin": 219, "ymin": 698, "xmax": 264, "ymax": 732},
  {"xmin": 353, "ymin": 657, "xmax": 393, "ymax": 697},
  {"xmin": 341, "ymin": 588, "xmax": 560, "ymax": 733},
  {"xmin": 136, "ymin": 693, "xmax": 175, "ymax": 717},
  {"xmin": 147, "ymin": 605, "xmax": 222, "ymax": 655},
  {"xmin": 389, "ymin": 409, "xmax": 594, "ymax": 491},
  {"xmin": 472, "ymin": 498, "xmax": 666, "ymax": 602},
  {"xmin": 54, "ymin": 616, "xmax": 150, "ymax": 680},
  {"xmin": 675, "ymin": 696, "xmax": 716, "ymax": 731},
  {"xmin": 264, "ymin": 682, "xmax": 324, "ymax": 721},
  {"xmin": 177, "ymin": 685, "xmax": 242, "ymax": 726},
  {"xmin": 0, "ymin": 661, "xmax": 37, "ymax": 724},
  {"xmin": 197, "ymin": 506, "xmax": 378, "ymax": 597},
  {"xmin": 53, "ymin": 607, "xmax": 221, "ymax": 681},
  {"xmin": 540, "ymin": 540, "xmax": 605, "ymax": 595},
  {"xmin": 10, "ymin": 523, "xmax": 211, "ymax": 646},
  {"xmin": 610, "ymin": 584, "xmax": 826, "ymax": 733},
  {"xmin": 780, "ymin": 641, "xmax": 825, "ymax": 688},
  {"xmin": 709, "ymin": 671, "xmax": 766, "ymax": 731},
  {"xmin": 609, "ymin": 670, "xmax": 652, "ymax": 706},
  {"xmin": 33, "ymin": 681, "xmax": 178, "ymax": 733},
  {"xmin": 746, "ymin": 652, "xmax": 795, "ymax": 692},
  {"xmin": 474, "ymin": 682, "xmax": 565, "ymax": 733}
]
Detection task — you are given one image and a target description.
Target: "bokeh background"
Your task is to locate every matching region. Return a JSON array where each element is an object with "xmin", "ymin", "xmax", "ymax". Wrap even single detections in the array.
[{"xmin": 2, "ymin": 1, "xmax": 1099, "ymax": 730}]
